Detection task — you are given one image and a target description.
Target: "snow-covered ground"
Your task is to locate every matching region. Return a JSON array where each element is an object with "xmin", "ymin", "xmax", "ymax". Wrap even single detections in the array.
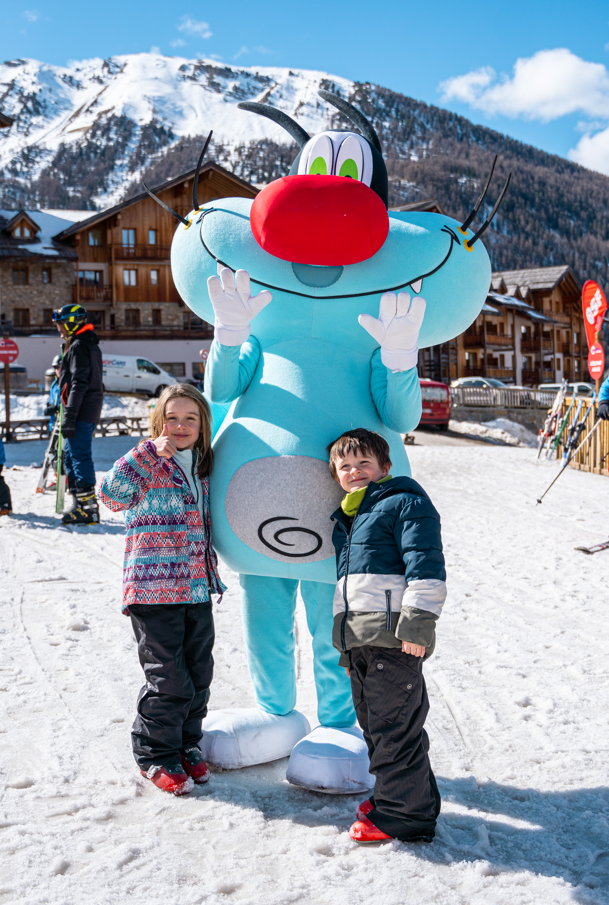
[
  {"xmin": 2, "ymin": 438, "xmax": 609, "ymax": 905},
  {"xmin": 449, "ymin": 418, "xmax": 538, "ymax": 447},
  {"xmin": 1, "ymin": 394, "xmax": 150, "ymax": 425}
]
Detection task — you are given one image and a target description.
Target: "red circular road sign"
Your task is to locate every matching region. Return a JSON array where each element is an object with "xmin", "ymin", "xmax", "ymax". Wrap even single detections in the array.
[
  {"xmin": 199, "ymin": 348, "xmax": 209, "ymax": 362},
  {"xmin": 0, "ymin": 338, "xmax": 19, "ymax": 364},
  {"xmin": 588, "ymin": 341, "xmax": 605, "ymax": 380}
]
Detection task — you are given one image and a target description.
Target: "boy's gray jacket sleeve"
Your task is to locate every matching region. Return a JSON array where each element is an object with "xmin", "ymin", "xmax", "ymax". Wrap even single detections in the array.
[{"xmin": 394, "ymin": 496, "xmax": 446, "ymax": 651}]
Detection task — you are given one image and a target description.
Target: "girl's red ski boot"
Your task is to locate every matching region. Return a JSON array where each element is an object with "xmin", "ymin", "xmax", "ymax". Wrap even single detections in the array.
[
  {"xmin": 356, "ymin": 798, "xmax": 374, "ymax": 820},
  {"xmin": 349, "ymin": 815, "xmax": 392, "ymax": 843},
  {"xmin": 141, "ymin": 764, "xmax": 194, "ymax": 795},
  {"xmin": 180, "ymin": 747, "xmax": 210, "ymax": 784}
]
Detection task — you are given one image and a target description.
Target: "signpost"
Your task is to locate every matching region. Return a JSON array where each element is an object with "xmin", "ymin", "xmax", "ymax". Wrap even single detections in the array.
[
  {"xmin": 582, "ymin": 281, "xmax": 607, "ymax": 390},
  {"xmin": 0, "ymin": 335, "xmax": 19, "ymax": 442}
]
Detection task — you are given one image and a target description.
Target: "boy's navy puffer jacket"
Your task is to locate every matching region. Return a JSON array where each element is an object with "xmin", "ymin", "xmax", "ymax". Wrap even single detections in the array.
[{"xmin": 330, "ymin": 476, "xmax": 446, "ymax": 665}]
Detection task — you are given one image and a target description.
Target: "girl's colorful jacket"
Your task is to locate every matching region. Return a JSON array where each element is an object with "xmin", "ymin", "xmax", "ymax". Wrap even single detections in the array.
[{"xmin": 99, "ymin": 440, "xmax": 226, "ymax": 613}]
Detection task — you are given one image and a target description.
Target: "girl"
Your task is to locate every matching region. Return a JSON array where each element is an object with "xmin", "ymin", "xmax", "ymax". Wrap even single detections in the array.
[{"xmin": 99, "ymin": 384, "xmax": 225, "ymax": 795}]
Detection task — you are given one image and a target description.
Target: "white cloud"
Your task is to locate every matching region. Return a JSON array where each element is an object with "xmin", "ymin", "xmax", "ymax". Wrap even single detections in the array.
[
  {"xmin": 569, "ymin": 127, "xmax": 609, "ymax": 173},
  {"xmin": 170, "ymin": 38, "xmax": 187, "ymax": 48},
  {"xmin": 440, "ymin": 48, "xmax": 609, "ymax": 176},
  {"xmin": 440, "ymin": 49, "xmax": 609, "ymax": 122},
  {"xmin": 233, "ymin": 46, "xmax": 249, "ymax": 60},
  {"xmin": 177, "ymin": 16, "xmax": 212, "ymax": 38},
  {"xmin": 150, "ymin": 45, "xmax": 160, "ymax": 54},
  {"xmin": 22, "ymin": 9, "xmax": 39, "ymax": 22}
]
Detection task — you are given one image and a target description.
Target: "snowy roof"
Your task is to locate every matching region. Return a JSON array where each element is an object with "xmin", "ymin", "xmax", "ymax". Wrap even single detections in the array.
[
  {"xmin": 40, "ymin": 209, "xmax": 93, "ymax": 222},
  {"xmin": 488, "ymin": 291, "xmax": 556, "ymax": 324},
  {"xmin": 0, "ymin": 209, "xmax": 78, "ymax": 260},
  {"xmin": 492, "ymin": 266, "xmax": 580, "ymax": 294}
]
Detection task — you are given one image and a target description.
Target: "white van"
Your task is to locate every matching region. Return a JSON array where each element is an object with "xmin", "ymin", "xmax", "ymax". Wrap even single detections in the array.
[
  {"xmin": 102, "ymin": 355, "xmax": 178, "ymax": 396},
  {"xmin": 538, "ymin": 381, "xmax": 594, "ymax": 397}
]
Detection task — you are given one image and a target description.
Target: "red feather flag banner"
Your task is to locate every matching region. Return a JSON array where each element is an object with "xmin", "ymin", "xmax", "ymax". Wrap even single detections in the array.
[{"xmin": 582, "ymin": 280, "xmax": 607, "ymax": 381}]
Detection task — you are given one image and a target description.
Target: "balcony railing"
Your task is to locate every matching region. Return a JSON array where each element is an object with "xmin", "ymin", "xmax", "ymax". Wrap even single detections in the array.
[
  {"xmin": 451, "ymin": 386, "xmax": 556, "ymax": 408},
  {"xmin": 521, "ymin": 339, "xmax": 553, "ymax": 353},
  {"xmin": 464, "ymin": 332, "xmax": 513, "ymax": 348},
  {"xmin": 550, "ymin": 312, "xmax": 571, "ymax": 325},
  {"xmin": 487, "ymin": 367, "xmax": 515, "ymax": 378},
  {"xmin": 75, "ymin": 286, "xmax": 113, "ymax": 303},
  {"xmin": 113, "ymin": 244, "xmax": 171, "ymax": 261}
]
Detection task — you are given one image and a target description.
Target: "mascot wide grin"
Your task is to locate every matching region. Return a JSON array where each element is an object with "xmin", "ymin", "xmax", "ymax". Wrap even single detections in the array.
[{"xmin": 152, "ymin": 90, "xmax": 508, "ymax": 792}]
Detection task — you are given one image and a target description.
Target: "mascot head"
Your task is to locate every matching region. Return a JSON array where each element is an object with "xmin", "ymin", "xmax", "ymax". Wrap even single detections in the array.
[{"xmin": 144, "ymin": 91, "xmax": 510, "ymax": 349}]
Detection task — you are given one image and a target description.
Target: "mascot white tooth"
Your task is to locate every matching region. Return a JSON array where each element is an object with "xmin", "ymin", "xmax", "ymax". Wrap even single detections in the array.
[{"xmin": 153, "ymin": 90, "xmax": 506, "ymax": 792}]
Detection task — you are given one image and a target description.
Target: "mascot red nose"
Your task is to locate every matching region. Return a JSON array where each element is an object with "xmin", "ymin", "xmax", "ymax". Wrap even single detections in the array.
[{"xmin": 250, "ymin": 174, "xmax": 389, "ymax": 266}]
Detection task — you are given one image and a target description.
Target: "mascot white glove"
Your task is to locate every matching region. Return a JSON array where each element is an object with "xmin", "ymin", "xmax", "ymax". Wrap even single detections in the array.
[
  {"xmin": 207, "ymin": 266, "xmax": 272, "ymax": 346},
  {"xmin": 358, "ymin": 292, "xmax": 426, "ymax": 371}
]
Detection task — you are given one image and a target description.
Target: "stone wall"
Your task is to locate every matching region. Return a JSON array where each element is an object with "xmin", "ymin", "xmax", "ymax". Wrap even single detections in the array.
[
  {"xmin": 450, "ymin": 405, "xmax": 547, "ymax": 434},
  {"xmin": 0, "ymin": 259, "xmax": 74, "ymax": 326}
]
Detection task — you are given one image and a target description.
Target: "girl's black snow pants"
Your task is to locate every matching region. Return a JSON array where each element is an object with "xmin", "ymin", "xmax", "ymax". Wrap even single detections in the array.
[
  {"xmin": 349, "ymin": 646, "xmax": 441, "ymax": 841},
  {"xmin": 129, "ymin": 601, "xmax": 214, "ymax": 770}
]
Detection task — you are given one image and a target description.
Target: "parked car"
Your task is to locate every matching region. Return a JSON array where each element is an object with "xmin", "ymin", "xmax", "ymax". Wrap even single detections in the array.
[
  {"xmin": 419, "ymin": 378, "xmax": 451, "ymax": 430},
  {"xmin": 101, "ymin": 355, "xmax": 178, "ymax": 396},
  {"xmin": 537, "ymin": 381, "xmax": 594, "ymax": 397}
]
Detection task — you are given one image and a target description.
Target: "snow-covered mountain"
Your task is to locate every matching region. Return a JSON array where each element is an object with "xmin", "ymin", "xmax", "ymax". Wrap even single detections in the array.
[
  {"xmin": 3, "ymin": 52, "xmax": 609, "ymax": 287},
  {"xmin": 0, "ymin": 53, "xmax": 351, "ymax": 206}
]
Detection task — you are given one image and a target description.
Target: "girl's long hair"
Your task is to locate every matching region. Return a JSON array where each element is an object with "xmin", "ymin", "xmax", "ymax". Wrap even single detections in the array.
[{"xmin": 149, "ymin": 384, "xmax": 213, "ymax": 478}]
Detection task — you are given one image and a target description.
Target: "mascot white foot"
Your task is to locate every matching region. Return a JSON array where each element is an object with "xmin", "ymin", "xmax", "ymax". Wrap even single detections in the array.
[
  {"xmin": 200, "ymin": 708, "xmax": 310, "ymax": 768},
  {"xmin": 287, "ymin": 726, "xmax": 374, "ymax": 794}
]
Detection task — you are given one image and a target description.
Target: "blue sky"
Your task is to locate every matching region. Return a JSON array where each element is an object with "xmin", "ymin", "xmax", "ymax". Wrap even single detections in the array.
[{"xmin": 3, "ymin": 0, "xmax": 609, "ymax": 172}]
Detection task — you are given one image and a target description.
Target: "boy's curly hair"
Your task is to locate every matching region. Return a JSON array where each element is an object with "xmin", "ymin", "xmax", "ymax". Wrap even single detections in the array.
[{"xmin": 326, "ymin": 428, "xmax": 391, "ymax": 480}]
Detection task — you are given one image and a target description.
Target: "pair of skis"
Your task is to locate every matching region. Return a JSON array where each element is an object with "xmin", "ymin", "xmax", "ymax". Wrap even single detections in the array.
[
  {"xmin": 575, "ymin": 539, "xmax": 609, "ymax": 555},
  {"xmin": 536, "ymin": 405, "xmax": 601, "ymax": 504},
  {"xmin": 537, "ymin": 381, "xmax": 568, "ymax": 458},
  {"xmin": 36, "ymin": 405, "xmax": 67, "ymax": 511}
]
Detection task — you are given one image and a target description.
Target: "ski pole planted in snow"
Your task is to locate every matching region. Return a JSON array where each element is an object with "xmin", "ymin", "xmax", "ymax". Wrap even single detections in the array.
[{"xmin": 536, "ymin": 418, "xmax": 601, "ymax": 504}]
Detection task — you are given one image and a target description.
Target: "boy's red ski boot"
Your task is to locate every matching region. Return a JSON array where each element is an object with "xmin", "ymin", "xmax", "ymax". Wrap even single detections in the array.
[
  {"xmin": 349, "ymin": 815, "xmax": 392, "ymax": 843},
  {"xmin": 180, "ymin": 747, "xmax": 210, "ymax": 784},
  {"xmin": 141, "ymin": 764, "xmax": 194, "ymax": 795},
  {"xmin": 356, "ymin": 798, "xmax": 374, "ymax": 821}
]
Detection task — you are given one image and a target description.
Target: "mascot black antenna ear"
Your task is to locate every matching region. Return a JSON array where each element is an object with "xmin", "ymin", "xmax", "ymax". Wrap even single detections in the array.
[
  {"xmin": 460, "ymin": 155, "xmax": 497, "ymax": 232},
  {"xmin": 318, "ymin": 89, "xmax": 382, "ymax": 153},
  {"xmin": 464, "ymin": 172, "xmax": 512, "ymax": 249},
  {"xmin": 193, "ymin": 130, "xmax": 213, "ymax": 212},
  {"xmin": 141, "ymin": 181, "xmax": 189, "ymax": 225},
  {"xmin": 237, "ymin": 102, "xmax": 310, "ymax": 148}
]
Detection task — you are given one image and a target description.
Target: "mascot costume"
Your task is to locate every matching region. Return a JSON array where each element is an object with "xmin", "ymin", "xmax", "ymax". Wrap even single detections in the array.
[{"xmin": 145, "ymin": 90, "xmax": 509, "ymax": 793}]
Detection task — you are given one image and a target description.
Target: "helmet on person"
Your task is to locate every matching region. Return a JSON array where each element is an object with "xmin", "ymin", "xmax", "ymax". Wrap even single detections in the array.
[
  {"xmin": 53, "ymin": 304, "xmax": 87, "ymax": 334},
  {"xmin": 52, "ymin": 354, "xmax": 61, "ymax": 368}
]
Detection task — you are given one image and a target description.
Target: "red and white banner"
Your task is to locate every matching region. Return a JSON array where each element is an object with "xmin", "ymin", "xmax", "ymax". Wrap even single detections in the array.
[
  {"xmin": 582, "ymin": 280, "xmax": 607, "ymax": 353},
  {"xmin": 588, "ymin": 342, "xmax": 605, "ymax": 380}
]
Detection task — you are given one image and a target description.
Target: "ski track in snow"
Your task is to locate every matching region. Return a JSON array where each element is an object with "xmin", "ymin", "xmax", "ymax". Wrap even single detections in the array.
[{"xmin": 2, "ymin": 438, "xmax": 609, "ymax": 904}]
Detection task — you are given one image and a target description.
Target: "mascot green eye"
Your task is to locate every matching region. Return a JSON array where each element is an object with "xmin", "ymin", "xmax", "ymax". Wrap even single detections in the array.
[
  {"xmin": 335, "ymin": 135, "xmax": 364, "ymax": 182},
  {"xmin": 338, "ymin": 158, "xmax": 358, "ymax": 179},
  {"xmin": 305, "ymin": 134, "xmax": 333, "ymax": 176},
  {"xmin": 309, "ymin": 156, "xmax": 328, "ymax": 175}
]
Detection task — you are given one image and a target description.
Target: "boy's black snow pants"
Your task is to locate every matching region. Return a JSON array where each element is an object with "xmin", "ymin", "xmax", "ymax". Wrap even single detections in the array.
[
  {"xmin": 349, "ymin": 646, "xmax": 441, "ymax": 841},
  {"xmin": 129, "ymin": 601, "xmax": 214, "ymax": 770}
]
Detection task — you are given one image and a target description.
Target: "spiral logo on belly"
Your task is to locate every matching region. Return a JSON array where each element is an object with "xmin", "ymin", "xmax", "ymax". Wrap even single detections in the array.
[{"xmin": 257, "ymin": 517, "xmax": 323, "ymax": 558}]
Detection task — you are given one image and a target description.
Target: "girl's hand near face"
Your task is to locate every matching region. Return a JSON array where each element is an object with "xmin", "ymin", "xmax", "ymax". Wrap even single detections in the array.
[{"xmin": 153, "ymin": 423, "xmax": 177, "ymax": 459}]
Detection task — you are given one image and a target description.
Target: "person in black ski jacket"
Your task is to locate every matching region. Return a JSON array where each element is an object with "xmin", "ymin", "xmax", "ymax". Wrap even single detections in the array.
[
  {"xmin": 54, "ymin": 304, "xmax": 103, "ymax": 525},
  {"xmin": 327, "ymin": 428, "xmax": 446, "ymax": 846}
]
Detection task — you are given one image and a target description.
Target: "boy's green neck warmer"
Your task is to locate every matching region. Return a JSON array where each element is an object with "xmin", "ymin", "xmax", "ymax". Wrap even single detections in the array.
[{"xmin": 341, "ymin": 476, "xmax": 392, "ymax": 518}]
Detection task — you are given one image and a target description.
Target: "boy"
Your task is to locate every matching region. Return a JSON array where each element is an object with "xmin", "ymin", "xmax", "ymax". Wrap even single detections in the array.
[{"xmin": 327, "ymin": 428, "xmax": 446, "ymax": 844}]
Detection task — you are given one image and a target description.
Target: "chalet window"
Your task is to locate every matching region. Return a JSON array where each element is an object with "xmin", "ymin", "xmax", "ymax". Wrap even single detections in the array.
[
  {"xmin": 123, "ymin": 269, "xmax": 137, "ymax": 287},
  {"xmin": 499, "ymin": 354, "xmax": 505, "ymax": 368},
  {"xmin": 152, "ymin": 309, "xmax": 162, "ymax": 326},
  {"xmin": 125, "ymin": 309, "xmax": 140, "ymax": 326},
  {"xmin": 556, "ymin": 358, "xmax": 561, "ymax": 370},
  {"xmin": 574, "ymin": 332, "xmax": 578, "ymax": 343},
  {"xmin": 14, "ymin": 308, "xmax": 30, "ymax": 326},
  {"xmin": 43, "ymin": 308, "xmax": 53, "ymax": 325},
  {"xmin": 122, "ymin": 229, "xmax": 135, "ymax": 248},
  {"xmin": 148, "ymin": 229, "xmax": 156, "ymax": 245},
  {"xmin": 42, "ymin": 267, "xmax": 52, "ymax": 284},
  {"xmin": 89, "ymin": 230, "xmax": 101, "ymax": 246},
  {"xmin": 183, "ymin": 311, "xmax": 204, "ymax": 329},
  {"xmin": 88, "ymin": 310, "xmax": 105, "ymax": 328},
  {"xmin": 13, "ymin": 225, "xmax": 31, "ymax": 238},
  {"xmin": 150, "ymin": 269, "xmax": 159, "ymax": 286},
  {"xmin": 158, "ymin": 362, "xmax": 186, "ymax": 377},
  {"xmin": 79, "ymin": 270, "xmax": 102, "ymax": 286},
  {"xmin": 13, "ymin": 267, "xmax": 28, "ymax": 285}
]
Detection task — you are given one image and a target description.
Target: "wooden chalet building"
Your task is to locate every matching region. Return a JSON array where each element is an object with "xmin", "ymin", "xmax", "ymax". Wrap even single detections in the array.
[
  {"xmin": 53, "ymin": 162, "xmax": 258, "ymax": 339},
  {"xmin": 419, "ymin": 265, "xmax": 589, "ymax": 386}
]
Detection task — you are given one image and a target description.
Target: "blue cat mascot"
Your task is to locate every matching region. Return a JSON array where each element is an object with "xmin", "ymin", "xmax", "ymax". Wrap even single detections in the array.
[{"xmin": 159, "ymin": 90, "xmax": 508, "ymax": 793}]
